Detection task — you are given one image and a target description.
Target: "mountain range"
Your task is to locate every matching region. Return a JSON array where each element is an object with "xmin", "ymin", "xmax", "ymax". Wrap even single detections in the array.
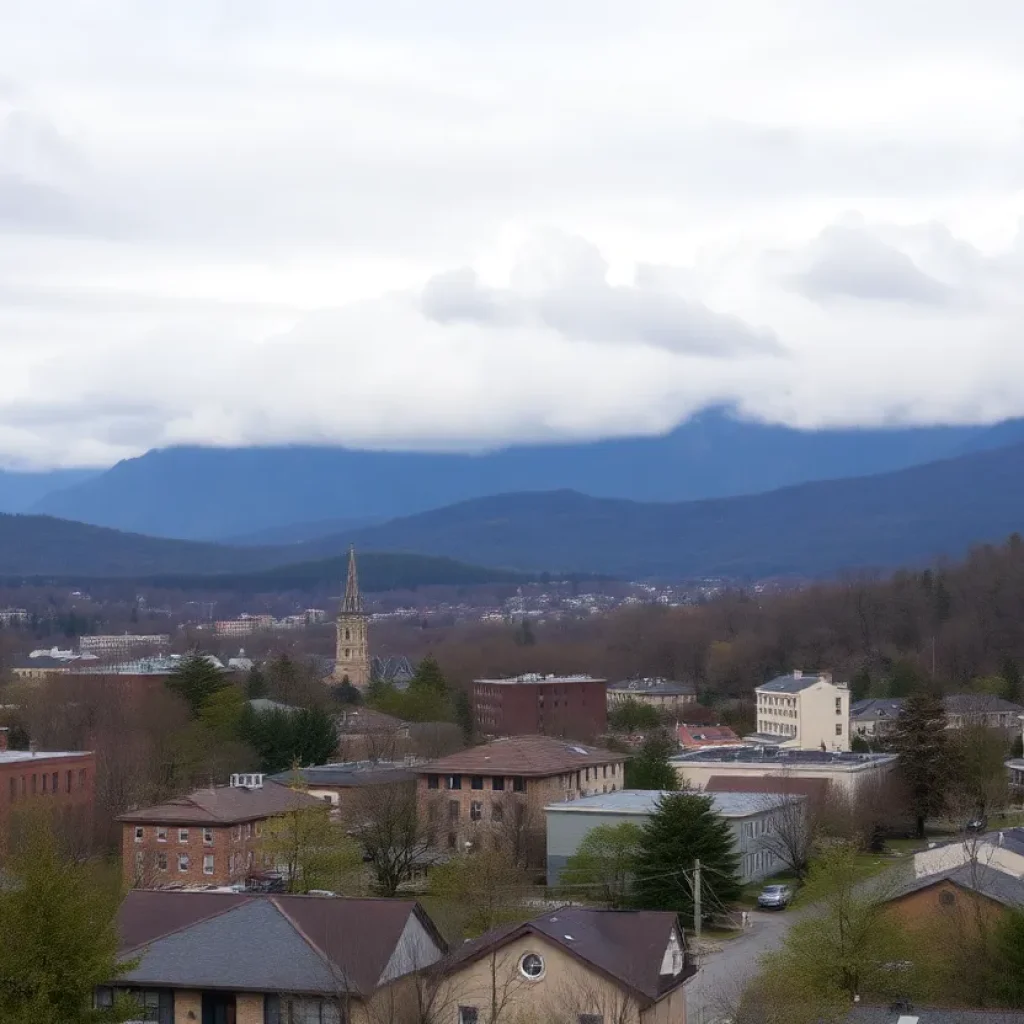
[
  {"xmin": 16, "ymin": 410, "xmax": 1024, "ymax": 541},
  {"xmin": 1, "ymin": 438, "xmax": 1023, "ymax": 582}
]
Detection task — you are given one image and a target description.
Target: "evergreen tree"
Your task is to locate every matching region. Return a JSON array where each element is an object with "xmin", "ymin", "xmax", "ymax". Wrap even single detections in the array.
[
  {"xmin": 625, "ymin": 730, "xmax": 680, "ymax": 790},
  {"xmin": 329, "ymin": 679, "xmax": 362, "ymax": 705},
  {"xmin": 245, "ymin": 664, "xmax": 267, "ymax": 699},
  {"xmin": 453, "ymin": 688, "xmax": 474, "ymax": 743},
  {"xmin": 239, "ymin": 706, "xmax": 337, "ymax": 774},
  {"xmin": 631, "ymin": 792, "xmax": 742, "ymax": 918},
  {"xmin": 1003, "ymin": 657, "xmax": 1023, "ymax": 704},
  {"xmin": 410, "ymin": 655, "xmax": 448, "ymax": 694},
  {"xmin": 609, "ymin": 699, "xmax": 663, "ymax": 734},
  {"xmin": 166, "ymin": 652, "xmax": 227, "ymax": 716},
  {"xmin": 291, "ymin": 706, "xmax": 338, "ymax": 767},
  {"xmin": 891, "ymin": 690, "xmax": 953, "ymax": 837}
]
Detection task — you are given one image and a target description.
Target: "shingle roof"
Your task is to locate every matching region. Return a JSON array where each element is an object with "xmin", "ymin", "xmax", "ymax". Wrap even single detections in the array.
[
  {"xmin": 758, "ymin": 672, "xmax": 828, "ymax": 694},
  {"xmin": 944, "ymin": 693, "xmax": 1024, "ymax": 715},
  {"xmin": 117, "ymin": 780, "xmax": 323, "ymax": 825},
  {"xmin": 851, "ymin": 698, "xmax": 905, "ymax": 719},
  {"xmin": 115, "ymin": 890, "xmax": 445, "ymax": 996},
  {"xmin": 887, "ymin": 864, "xmax": 1024, "ymax": 909},
  {"xmin": 677, "ymin": 725, "xmax": 741, "ymax": 746},
  {"xmin": 444, "ymin": 907, "xmax": 693, "ymax": 1005},
  {"xmin": 417, "ymin": 735, "xmax": 625, "ymax": 777}
]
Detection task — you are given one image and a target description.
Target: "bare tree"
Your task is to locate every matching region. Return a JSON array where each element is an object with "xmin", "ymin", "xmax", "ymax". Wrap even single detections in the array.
[{"xmin": 755, "ymin": 788, "xmax": 814, "ymax": 881}]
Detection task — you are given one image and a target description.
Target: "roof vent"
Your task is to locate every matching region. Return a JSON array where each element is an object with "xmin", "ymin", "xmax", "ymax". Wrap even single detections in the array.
[
  {"xmin": 564, "ymin": 934, "xmax": 575, "ymax": 941},
  {"xmin": 230, "ymin": 773, "xmax": 264, "ymax": 789}
]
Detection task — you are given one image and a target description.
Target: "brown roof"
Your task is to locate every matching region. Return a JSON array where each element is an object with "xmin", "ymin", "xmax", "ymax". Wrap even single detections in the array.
[
  {"xmin": 117, "ymin": 780, "xmax": 323, "ymax": 825},
  {"xmin": 116, "ymin": 890, "xmax": 447, "ymax": 996},
  {"xmin": 417, "ymin": 735, "xmax": 625, "ymax": 777},
  {"xmin": 704, "ymin": 774, "xmax": 831, "ymax": 803},
  {"xmin": 443, "ymin": 907, "xmax": 693, "ymax": 1005},
  {"xmin": 677, "ymin": 725, "xmax": 741, "ymax": 747}
]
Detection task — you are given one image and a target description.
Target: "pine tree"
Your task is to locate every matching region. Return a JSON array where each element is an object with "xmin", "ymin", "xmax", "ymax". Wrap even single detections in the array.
[
  {"xmin": 631, "ymin": 792, "xmax": 742, "ymax": 918},
  {"xmin": 245, "ymin": 665, "xmax": 267, "ymax": 699},
  {"xmin": 410, "ymin": 655, "xmax": 448, "ymax": 695},
  {"xmin": 166, "ymin": 651, "xmax": 227, "ymax": 716},
  {"xmin": 625, "ymin": 730, "xmax": 680, "ymax": 790},
  {"xmin": 891, "ymin": 689, "xmax": 952, "ymax": 837}
]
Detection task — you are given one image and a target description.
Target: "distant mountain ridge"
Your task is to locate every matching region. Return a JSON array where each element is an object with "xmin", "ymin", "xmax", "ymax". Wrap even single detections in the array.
[{"xmin": 28, "ymin": 410, "xmax": 1024, "ymax": 541}]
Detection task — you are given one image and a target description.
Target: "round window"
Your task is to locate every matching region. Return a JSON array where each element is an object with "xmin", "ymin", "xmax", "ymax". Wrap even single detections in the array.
[{"xmin": 519, "ymin": 953, "xmax": 545, "ymax": 980}]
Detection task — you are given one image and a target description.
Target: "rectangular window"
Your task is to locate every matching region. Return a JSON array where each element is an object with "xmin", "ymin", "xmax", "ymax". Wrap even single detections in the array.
[
  {"xmin": 471, "ymin": 775, "xmax": 483, "ymax": 790},
  {"xmin": 178, "ymin": 828, "xmax": 189, "ymax": 843},
  {"xmin": 255, "ymin": 821, "xmax": 262, "ymax": 837},
  {"xmin": 203, "ymin": 828, "xmax": 214, "ymax": 846},
  {"xmin": 278, "ymin": 996, "xmax": 342, "ymax": 1024},
  {"xmin": 447, "ymin": 832, "xmax": 457, "ymax": 849},
  {"xmin": 603, "ymin": 765, "xmax": 608, "ymax": 778},
  {"xmin": 157, "ymin": 852, "xmax": 167, "ymax": 871},
  {"xmin": 835, "ymin": 723, "xmax": 843, "ymax": 736},
  {"xmin": 20, "ymin": 777, "xmax": 25, "ymax": 796},
  {"xmin": 203, "ymin": 854, "xmax": 215, "ymax": 875},
  {"xmin": 448, "ymin": 775, "xmax": 462, "ymax": 790},
  {"xmin": 579, "ymin": 1016, "xmax": 604, "ymax": 1024},
  {"xmin": 427, "ymin": 774, "xmax": 439, "ymax": 790},
  {"xmin": 470, "ymin": 801, "xmax": 482, "ymax": 822},
  {"xmin": 66, "ymin": 770, "xmax": 72, "ymax": 794},
  {"xmin": 156, "ymin": 827, "xmax": 167, "ymax": 843},
  {"xmin": 244, "ymin": 823, "xmax": 252, "ymax": 839},
  {"xmin": 513, "ymin": 776, "xmax": 526, "ymax": 793},
  {"xmin": 134, "ymin": 826, "xmax": 144, "ymax": 843},
  {"xmin": 42, "ymin": 772, "xmax": 47, "ymax": 794},
  {"xmin": 52, "ymin": 772, "xmax": 58, "ymax": 793},
  {"xmin": 585, "ymin": 768, "xmax": 590, "ymax": 782},
  {"xmin": 491, "ymin": 803, "xmax": 504, "ymax": 823},
  {"xmin": 492, "ymin": 776, "xmax": 505, "ymax": 791},
  {"xmin": 448, "ymin": 800, "xmax": 460, "ymax": 822},
  {"xmin": 178, "ymin": 854, "xmax": 190, "ymax": 873},
  {"xmin": 31, "ymin": 774, "xmax": 36, "ymax": 795},
  {"xmin": 459, "ymin": 1008, "xmax": 479, "ymax": 1024}
]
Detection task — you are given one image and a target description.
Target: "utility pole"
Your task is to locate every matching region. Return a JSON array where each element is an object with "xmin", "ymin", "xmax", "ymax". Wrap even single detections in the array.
[{"xmin": 693, "ymin": 858, "xmax": 702, "ymax": 960}]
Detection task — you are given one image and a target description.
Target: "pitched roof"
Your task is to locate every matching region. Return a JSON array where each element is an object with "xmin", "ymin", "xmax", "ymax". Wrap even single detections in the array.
[
  {"xmin": 444, "ymin": 907, "xmax": 693, "ymax": 1005},
  {"xmin": 117, "ymin": 780, "xmax": 323, "ymax": 825},
  {"xmin": 677, "ymin": 724, "xmax": 741, "ymax": 746},
  {"xmin": 886, "ymin": 864, "xmax": 1024, "ymax": 909},
  {"xmin": 851, "ymin": 698, "xmax": 905, "ymax": 719},
  {"xmin": 758, "ymin": 672, "xmax": 829, "ymax": 694},
  {"xmin": 417, "ymin": 735, "xmax": 625, "ymax": 777},
  {"xmin": 944, "ymin": 693, "xmax": 1024, "ymax": 715},
  {"xmin": 116, "ymin": 890, "xmax": 445, "ymax": 997}
]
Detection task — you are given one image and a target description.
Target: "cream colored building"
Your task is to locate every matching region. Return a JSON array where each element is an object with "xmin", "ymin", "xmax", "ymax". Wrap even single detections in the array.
[
  {"xmin": 750, "ymin": 670, "xmax": 850, "ymax": 751},
  {"xmin": 607, "ymin": 677, "xmax": 697, "ymax": 712},
  {"xmin": 333, "ymin": 546, "xmax": 370, "ymax": 688}
]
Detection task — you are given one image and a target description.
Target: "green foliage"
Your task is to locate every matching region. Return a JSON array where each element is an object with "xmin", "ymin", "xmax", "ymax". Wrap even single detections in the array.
[
  {"xmin": 261, "ymin": 800, "xmax": 363, "ymax": 894},
  {"xmin": 165, "ymin": 651, "xmax": 227, "ymax": 716},
  {"xmin": 198, "ymin": 685, "xmax": 246, "ymax": 741},
  {"xmin": 238, "ymin": 705, "xmax": 337, "ymax": 774},
  {"xmin": 631, "ymin": 792, "xmax": 741, "ymax": 918},
  {"xmin": 608, "ymin": 698, "xmax": 663, "ymax": 733},
  {"xmin": 850, "ymin": 733, "xmax": 870, "ymax": 753},
  {"xmin": 849, "ymin": 667, "xmax": 871, "ymax": 703},
  {"xmin": 426, "ymin": 849, "xmax": 528, "ymax": 939},
  {"xmin": 891, "ymin": 690, "xmax": 953, "ymax": 836},
  {"xmin": 410, "ymin": 655, "xmax": 448, "ymax": 694},
  {"xmin": 0, "ymin": 810, "xmax": 137, "ymax": 1023},
  {"xmin": 625, "ymin": 730, "xmax": 680, "ymax": 790},
  {"xmin": 368, "ymin": 656, "xmax": 457, "ymax": 725},
  {"xmin": 972, "ymin": 674, "xmax": 1009, "ymax": 697},
  {"xmin": 993, "ymin": 910, "xmax": 1024, "ymax": 1007},
  {"xmin": 452, "ymin": 689, "xmax": 473, "ymax": 743},
  {"xmin": 949, "ymin": 724, "xmax": 1009, "ymax": 814},
  {"xmin": 1002, "ymin": 657, "xmax": 1022, "ymax": 703},
  {"xmin": 887, "ymin": 659, "xmax": 927, "ymax": 698},
  {"xmin": 329, "ymin": 679, "xmax": 362, "ymax": 705},
  {"xmin": 559, "ymin": 822, "xmax": 643, "ymax": 908}
]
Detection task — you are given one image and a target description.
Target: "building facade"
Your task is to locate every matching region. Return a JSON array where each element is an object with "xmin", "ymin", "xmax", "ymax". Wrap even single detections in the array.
[
  {"xmin": 79, "ymin": 634, "xmax": 169, "ymax": 656},
  {"xmin": 751, "ymin": 670, "xmax": 850, "ymax": 751},
  {"xmin": 852, "ymin": 694, "xmax": 1024, "ymax": 739},
  {"xmin": 544, "ymin": 788, "xmax": 804, "ymax": 885},
  {"xmin": 473, "ymin": 674, "xmax": 608, "ymax": 741},
  {"xmin": 334, "ymin": 547, "xmax": 370, "ymax": 688},
  {"xmin": 118, "ymin": 774, "xmax": 324, "ymax": 887},
  {"xmin": 606, "ymin": 678, "xmax": 697, "ymax": 712}
]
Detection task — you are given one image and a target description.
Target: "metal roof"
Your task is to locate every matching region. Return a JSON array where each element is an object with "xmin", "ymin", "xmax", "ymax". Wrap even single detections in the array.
[
  {"xmin": 758, "ymin": 672, "xmax": 828, "ymax": 694},
  {"xmin": 544, "ymin": 788, "xmax": 800, "ymax": 818}
]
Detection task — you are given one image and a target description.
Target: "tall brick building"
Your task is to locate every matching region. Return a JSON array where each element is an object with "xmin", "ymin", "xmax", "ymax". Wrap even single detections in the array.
[
  {"xmin": 473, "ymin": 674, "xmax": 607, "ymax": 741},
  {"xmin": 118, "ymin": 773, "xmax": 323, "ymax": 887}
]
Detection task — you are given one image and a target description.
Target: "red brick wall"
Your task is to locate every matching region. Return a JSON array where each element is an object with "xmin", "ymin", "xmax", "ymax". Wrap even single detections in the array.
[
  {"xmin": 123, "ymin": 818, "xmax": 272, "ymax": 887},
  {"xmin": 473, "ymin": 681, "xmax": 607, "ymax": 741},
  {"xmin": 0, "ymin": 752, "xmax": 95, "ymax": 838}
]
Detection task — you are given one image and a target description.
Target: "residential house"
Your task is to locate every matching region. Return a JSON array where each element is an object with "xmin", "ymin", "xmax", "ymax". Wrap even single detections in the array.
[
  {"xmin": 416, "ymin": 735, "xmax": 627, "ymax": 863},
  {"xmin": 852, "ymin": 694, "xmax": 1024, "ymax": 739},
  {"xmin": 676, "ymin": 724, "xmax": 741, "ymax": 750},
  {"xmin": 473, "ymin": 674, "xmax": 608, "ymax": 742},
  {"xmin": 99, "ymin": 889, "xmax": 447, "ymax": 1024},
  {"xmin": 749, "ymin": 670, "xmax": 850, "ymax": 751},
  {"xmin": 118, "ymin": 773, "xmax": 324, "ymax": 887},
  {"xmin": 607, "ymin": 678, "xmax": 697, "ymax": 712},
  {"xmin": 337, "ymin": 708, "xmax": 412, "ymax": 762},
  {"xmin": 850, "ymin": 698, "xmax": 905, "ymax": 739},
  {"xmin": 436, "ymin": 907, "xmax": 694, "ymax": 1024},
  {"xmin": 544, "ymin": 789, "xmax": 804, "ymax": 885},
  {"xmin": 912, "ymin": 828, "xmax": 1024, "ymax": 880}
]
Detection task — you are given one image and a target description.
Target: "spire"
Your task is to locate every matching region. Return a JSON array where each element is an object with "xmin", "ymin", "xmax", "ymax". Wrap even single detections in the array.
[{"xmin": 342, "ymin": 546, "xmax": 363, "ymax": 614}]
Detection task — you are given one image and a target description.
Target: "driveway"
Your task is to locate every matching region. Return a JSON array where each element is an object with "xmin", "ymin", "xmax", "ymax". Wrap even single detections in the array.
[{"xmin": 686, "ymin": 910, "xmax": 798, "ymax": 1024}]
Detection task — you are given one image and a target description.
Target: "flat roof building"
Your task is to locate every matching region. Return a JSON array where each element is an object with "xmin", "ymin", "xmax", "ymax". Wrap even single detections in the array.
[
  {"xmin": 473, "ymin": 673, "xmax": 607, "ymax": 742},
  {"xmin": 751, "ymin": 670, "xmax": 850, "ymax": 752},
  {"xmin": 607, "ymin": 678, "xmax": 697, "ymax": 711}
]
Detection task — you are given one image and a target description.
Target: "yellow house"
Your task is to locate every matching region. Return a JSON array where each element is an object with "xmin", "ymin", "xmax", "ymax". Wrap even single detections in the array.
[{"xmin": 437, "ymin": 907, "xmax": 693, "ymax": 1024}]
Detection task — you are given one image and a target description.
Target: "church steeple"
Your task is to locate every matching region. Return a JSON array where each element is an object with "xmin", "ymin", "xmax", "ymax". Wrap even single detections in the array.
[{"xmin": 341, "ymin": 545, "xmax": 363, "ymax": 615}]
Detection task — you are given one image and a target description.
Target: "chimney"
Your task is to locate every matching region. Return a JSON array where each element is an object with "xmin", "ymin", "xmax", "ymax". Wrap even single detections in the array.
[
  {"xmin": 793, "ymin": 669, "xmax": 802, "ymax": 679},
  {"xmin": 29, "ymin": 741, "xmax": 37, "ymax": 757},
  {"xmin": 0, "ymin": 727, "xmax": 8, "ymax": 752}
]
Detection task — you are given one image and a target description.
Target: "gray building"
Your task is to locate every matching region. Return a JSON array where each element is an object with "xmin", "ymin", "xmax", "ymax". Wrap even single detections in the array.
[{"xmin": 544, "ymin": 788, "xmax": 803, "ymax": 886}]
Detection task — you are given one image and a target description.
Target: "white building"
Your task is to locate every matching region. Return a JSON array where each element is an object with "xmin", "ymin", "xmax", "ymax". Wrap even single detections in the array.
[
  {"xmin": 750, "ymin": 670, "xmax": 850, "ymax": 751},
  {"xmin": 79, "ymin": 634, "xmax": 169, "ymax": 656}
]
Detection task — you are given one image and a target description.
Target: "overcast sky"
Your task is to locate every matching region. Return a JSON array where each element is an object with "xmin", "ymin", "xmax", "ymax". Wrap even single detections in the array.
[{"xmin": 3, "ymin": 1, "xmax": 1024, "ymax": 468}]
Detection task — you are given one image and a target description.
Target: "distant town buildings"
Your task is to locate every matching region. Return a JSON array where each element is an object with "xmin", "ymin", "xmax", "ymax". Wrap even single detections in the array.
[
  {"xmin": 749, "ymin": 670, "xmax": 850, "ymax": 751},
  {"xmin": 606, "ymin": 677, "xmax": 697, "ymax": 712},
  {"xmin": 0, "ymin": 608, "xmax": 29, "ymax": 625},
  {"xmin": 473, "ymin": 674, "xmax": 608, "ymax": 741},
  {"xmin": 79, "ymin": 633, "xmax": 169, "ymax": 656},
  {"xmin": 333, "ymin": 547, "xmax": 370, "ymax": 688},
  {"xmin": 213, "ymin": 610, "xmax": 327, "ymax": 635}
]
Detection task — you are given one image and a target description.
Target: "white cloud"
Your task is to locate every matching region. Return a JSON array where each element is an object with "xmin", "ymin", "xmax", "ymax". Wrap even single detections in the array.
[{"xmin": 1, "ymin": 0, "xmax": 1024, "ymax": 466}]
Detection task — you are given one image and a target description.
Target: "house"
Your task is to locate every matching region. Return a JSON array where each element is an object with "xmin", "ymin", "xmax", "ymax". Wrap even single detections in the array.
[
  {"xmin": 677, "ymin": 724, "xmax": 741, "ymax": 750},
  {"xmin": 117, "ymin": 773, "xmax": 325, "ymax": 887},
  {"xmin": 912, "ymin": 828, "xmax": 1024, "ymax": 881},
  {"xmin": 671, "ymin": 745, "xmax": 897, "ymax": 795},
  {"xmin": 544, "ymin": 788, "xmax": 805, "ymax": 885},
  {"xmin": 607, "ymin": 678, "xmax": 697, "ymax": 712},
  {"xmin": 852, "ymin": 694, "xmax": 1024, "ymax": 739},
  {"xmin": 337, "ymin": 707, "xmax": 412, "ymax": 761},
  {"xmin": 850, "ymin": 698, "xmax": 906, "ymax": 739},
  {"xmin": 885, "ymin": 862, "xmax": 1024, "ymax": 924},
  {"xmin": 416, "ymin": 736, "xmax": 627, "ymax": 863},
  {"xmin": 99, "ymin": 889, "xmax": 447, "ymax": 1024},
  {"xmin": 436, "ymin": 906, "xmax": 694, "ymax": 1024},
  {"xmin": 749, "ymin": 670, "xmax": 850, "ymax": 751},
  {"xmin": 473, "ymin": 674, "xmax": 608, "ymax": 742}
]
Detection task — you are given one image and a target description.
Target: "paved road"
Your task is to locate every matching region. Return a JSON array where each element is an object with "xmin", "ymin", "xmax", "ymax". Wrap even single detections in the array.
[{"xmin": 686, "ymin": 910, "xmax": 798, "ymax": 1024}]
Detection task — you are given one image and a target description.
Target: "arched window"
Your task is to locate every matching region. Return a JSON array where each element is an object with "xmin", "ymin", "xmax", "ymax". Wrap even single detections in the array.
[{"xmin": 345, "ymin": 629, "xmax": 350, "ymax": 641}]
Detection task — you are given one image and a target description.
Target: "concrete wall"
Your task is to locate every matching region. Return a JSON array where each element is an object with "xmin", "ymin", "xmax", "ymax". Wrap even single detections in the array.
[
  {"xmin": 672, "ymin": 759, "xmax": 890, "ymax": 796},
  {"xmin": 798, "ymin": 681, "xmax": 850, "ymax": 752},
  {"xmin": 913, "ymin": 839, "xmax": 1024, "ymax": 879}
]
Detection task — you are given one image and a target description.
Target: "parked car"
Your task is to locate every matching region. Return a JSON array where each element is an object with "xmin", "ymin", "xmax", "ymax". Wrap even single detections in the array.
[
  {"xmin": 966, "ymin": 815, "xmax": 988, "ymax": 833},
  {"xmin": 756, "ymin": 884, "xmax": 793, "ymax": 910}
]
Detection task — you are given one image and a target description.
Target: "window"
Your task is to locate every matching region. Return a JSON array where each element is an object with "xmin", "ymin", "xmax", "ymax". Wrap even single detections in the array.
[
  {"xmin": 512, "ymin": 776, "xmax": 526, "ymax": 793},
  {"xmin": 579, "ymin": 1016, "xmax": 604, "ymax": 1024},
  {"xmin": 98, "ymin": 987, "xmax": 170, "ymax": 1024},
  {"xmin": 428, "ymin": 802, "xmax": 439, "ymax": 823},
  {"xmin": 835, "ymin": 723, "xmax": 843, "ymax": 737},
  {"xmin": 470, "ymin": 801, "xmax": 482, "ymax": 822},
  {"xmin": 519, "ymin": 953, "xmax": 545, "ymax": 980},
  {"xmin": 255, "ymin": 821, "xmax": 262, "ymax": 837},
  {"xmin": 492, "ymin": 776, "xmax": 505, "ymax": 791},
  {"xmin": 448, "ymin": 800, "xmax": 460, "ymax": 822},
  {"xmin": 66, "ymin": 770, "xmax": 72, "ymax": 793},
  {"xmin": 156, "ymin": 827, "xmax": 167, "ymax": 843},
  {"xmin": 31, "ymin": 774, "xmax": 36, "ymax": 795},
  {"xmin": 42, "ymin": 772, "xmax": 47, "ymax": 794},
  {"xmin": 459, "ymin": 1008, "xmax": 479, "ymax": 1024},
  {"xmin": 602, "ymin": 765, "xmax": 608, "ymax": 778},
  {"xmin": 134, "ymin": 826, "xmax": 144, "ymax": 843},
  {"xmin": 52, "ymin": 771, "xmax": 58, "ymax": 792},
  {"xmin": 939, "ymin": 889, "xmax": 956, "ymax": 907},
  {"xmin": 203, "ymin": 854, "xmax": 215, "ymax": 875},
  {"xmin": 203, "ymin": 828, "xmax": 214, "ymax": 846},
  {"xmin": 836, "ymin": 697, "xmax": 843, "ymax": 714},
  {"xmin": 447, "ymin": 832, "xmax": 457, "ymax": 849},
  {"xmin": 427, "ymin": 774, "xmax": 439, "ymax": 790},
  {"xmin": 491, "ymin": 803, "xmax": 504, "ymax": 823},
  {"xmin": 471, "ymin": 775, "xmax": 484, "ymax": 790},
  {"xmin": 157, "ymin": 852, "xmax": 167, "ymax": 872},
  {"xmin": 178, "ymin": 828, "xmax": 189, "ymax": 843},
  {"xmin": 448, "ymin": 774, "xmax": 462, "ymax": 790},
  {"xmin": 245, "ymin": 823, "xmax": 252, "ymax": 839},
  {"xmin": 276, "ymin": 996, "xmax": 343, "ymax": 1024},
  {"xmin": 585, "ymin": 768, "xmax": 590, "ymax": 782},
  {"xmin": 178, "ymin": 854, "xmax": 190, "ymax": 872},
  {"xmin": 8, "ymin": 777, "xmax": 14, "ymax": 802}
]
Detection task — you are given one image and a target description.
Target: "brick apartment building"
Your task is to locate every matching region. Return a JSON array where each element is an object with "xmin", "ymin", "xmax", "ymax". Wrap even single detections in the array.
[
  {"xmin": 416, "ymin": 735, "xmax": 626, "ymax": 863},
  {"xmin": 118, "ymin": 773, "xmax": 323, "ymax": 888},
  {"xmin": 472, "ymin": 674, "xmax": 608, "ymax": 741},
  {"xmin": 0, "ymin": 728, "xmax": 94, "ymax": 837}
]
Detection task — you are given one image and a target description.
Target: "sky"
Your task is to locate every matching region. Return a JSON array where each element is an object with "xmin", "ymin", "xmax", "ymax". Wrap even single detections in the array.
[{"xmin": 3, "ymin": 1, "xmax": 1024, "ymax": 468}]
